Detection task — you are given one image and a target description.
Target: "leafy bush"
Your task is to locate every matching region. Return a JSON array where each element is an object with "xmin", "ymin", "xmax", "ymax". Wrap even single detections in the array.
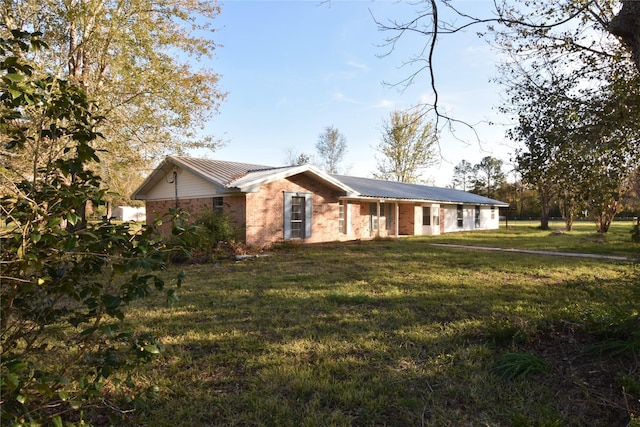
[
  {"xmin": 0, "ymin": 31, "xmax": 186, "ymax": 425},
  {"xmin": 195, "ymin": 209, "xmax": 239, "ymax": 245},
  {"xmin": 169, "ymin": 209, "xmax": 241, "ymax": 263}
]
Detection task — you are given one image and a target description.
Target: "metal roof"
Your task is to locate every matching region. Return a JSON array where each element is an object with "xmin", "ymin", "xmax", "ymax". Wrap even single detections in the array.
[
  {"xmin": 133, "ymin": 157, "xmax": 509, "ymax": 206},
  {"xmin": 169, "ymin": 156, "xmax": 275, "ymax": 186},
  {"xmin": 332, "ymin": 174, "xmax": 509, "ymax": 206}
]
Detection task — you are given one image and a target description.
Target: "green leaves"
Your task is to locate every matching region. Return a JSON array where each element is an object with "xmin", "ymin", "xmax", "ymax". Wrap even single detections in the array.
[
  {"xmin": 374, "ymin": 108, "xmax": 438, "ymax": 183},
  {"xmin": 1, "ymin": 31, "xmax": 191, "ymax": 425}
]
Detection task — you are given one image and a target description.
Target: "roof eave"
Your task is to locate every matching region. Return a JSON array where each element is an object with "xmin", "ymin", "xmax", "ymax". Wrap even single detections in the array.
[
  {"xmin": 339, "ymin": 195, "xmax": 509, "ymax": 206},
  {"xmin": 131, "ymin": 158, "xmax": 173, "ymax": 200},
  {"xmin": 232, "ymin": 164, "xmax": 357, "ymax": 194}
]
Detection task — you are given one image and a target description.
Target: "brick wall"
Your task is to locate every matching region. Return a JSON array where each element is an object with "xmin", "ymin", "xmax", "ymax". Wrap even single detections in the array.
[
  {"xmin": 145, "ymin": 197, "xmax": 218, "ymax": 236},
  {"xmin": 245, "ymin": 174, "xmax": 343, "ymax": 247},
  {"xmin": 398, "ymin": 203, "xmax": 415, "ymax": 235},
  {"xmin": 350, "ymin": 202, "xmax": 369, "ymax": 238},
  {"xmin": 144, "ymin": 177, "xmax": 435, "ymax": 247}
]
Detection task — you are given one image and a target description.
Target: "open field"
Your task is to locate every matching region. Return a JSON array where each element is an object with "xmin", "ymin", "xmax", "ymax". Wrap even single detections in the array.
[{"xmin": 121, "ymin": 223, "xmax": 639, "ymax": 426}]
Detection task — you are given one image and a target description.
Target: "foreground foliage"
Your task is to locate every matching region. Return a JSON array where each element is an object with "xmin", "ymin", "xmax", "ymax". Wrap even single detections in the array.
[
  {"xmin": 0, "ymin": 0, "xmax": 225, "ymax": 206},
  {"xmin": 0, "ymin": 31, "xmax": 186, "ymax": 425},
  {"xmin": 123, "ymin": 229, "xmax": 638, "ymax": 426}
]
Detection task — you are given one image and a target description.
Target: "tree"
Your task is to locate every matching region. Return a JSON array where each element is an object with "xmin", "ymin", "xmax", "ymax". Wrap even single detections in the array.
[
  {"xmin": 284, "ymin": 147, "xmax": 313, "ymax": 166},
  {"xmin": 516, "ymin": 149, "xmax": 554, "ymax": 230},
  {"xmin": 316, "ymin": 125, "xmax": 347, "ymax": 174},
  {"xmin": 623, "ymin": 166, "xmax": 640, "ymax": 218},
  {"xmin": 0, "ymin": 0, "xmax": 226, "ymax": 205},
  {"xmin": 507, "ymin": 60, "xmax": 639, "ymax": 233},
  {"xmin": 373, "ymin": 109, "xmax": 438, "ymax": 183},
  {"xmin": 451, "ymin": 160, "xmax": 473, "ymax": 191},
  {"xmin": 627, "ymin": 166, "xmax": 640, "ymax": 243},
  {"xmin": 373, "ymin": 1, "xmax": 640, "ymax": 125},
  {"xmin": 1, "ymin": 31, "xmax": 187, "ymax": 424},
  {"xmin": 610, "ymin": 0, "xmax": 640, "ymax": 72},
  {"xmin": 471, "ymin": 156, "xmax": 505, "ymax": 200},
  {"xmin": 510, "ymin": 83, "xmax": 581, "ymax": 231}
]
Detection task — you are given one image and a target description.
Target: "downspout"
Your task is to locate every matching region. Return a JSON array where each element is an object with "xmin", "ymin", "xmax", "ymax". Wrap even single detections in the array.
[{"xmin": 173, "ymin": 171, "xmax": 178, "ymax": 208}]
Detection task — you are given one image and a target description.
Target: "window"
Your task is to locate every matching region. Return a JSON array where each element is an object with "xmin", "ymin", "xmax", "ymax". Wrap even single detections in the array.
[
  {"xmin": 290, "ymin": 196, "xmax": 305, "ymax": 238},
  {"xmin": 433, "ymin": 209, "xmax": 440, "ymax": 226},
  {"xmin": 423, "ymin": 206, "xmax": 431, "ymax": 226},
  {"xmin": 284, "ymin": 192, "xmax": 312, "ymax": 240},
  {"xmin": 475, "ymin": 205, "xmax": 481, "ymax": 227},
  {"xmin": 338, "ymin": 202, "xmax": 345, "ymax": 233},
  {"xmin": 457, "ymin": 205, "xmax": 463, "ymax": 228},
  {"xmin": 369, "ymin": 203, "xmax": 378, "ymax": 231},
  {"xmin": 491, "ymin": 206, "xmax": 495, "ymax": 219},
  {"xmin": 369, "ymin": 202, "xmax": 392, "ymax": 231},
  {"xmin": 213, "ymin": 197, "xmax": 224, "ymax": 214}
]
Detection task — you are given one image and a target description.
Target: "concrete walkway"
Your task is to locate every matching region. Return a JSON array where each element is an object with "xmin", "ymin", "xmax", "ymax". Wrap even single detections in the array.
[{"xmin": 430, "ymin": 243, "xmax": 636, "ymax": 262}]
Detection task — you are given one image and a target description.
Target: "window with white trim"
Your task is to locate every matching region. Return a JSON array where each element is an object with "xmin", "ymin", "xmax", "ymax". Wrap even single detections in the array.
[
  {"xmin": 457, "ymin": 205, "xmax": 463, "ymax": 228},
  {"xmin": 284, "ymin": 192, "xmax": 312, "ymax": 240},
  {"xmin": 423, "ymin": 206, "xmax": 431, "ymax": 226},
  {"xmin": 369, "ymin": 203, "xmax": 378, "ymax": 231},
  {"xmin": 290, "ymin": 196, "xmax": 305, "ymax": 238}
]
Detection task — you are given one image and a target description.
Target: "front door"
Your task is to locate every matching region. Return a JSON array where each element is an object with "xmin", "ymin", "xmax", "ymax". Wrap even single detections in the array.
[{"xmin": 421, "ymin": 205, "xmax": 440, "ymax": 236}]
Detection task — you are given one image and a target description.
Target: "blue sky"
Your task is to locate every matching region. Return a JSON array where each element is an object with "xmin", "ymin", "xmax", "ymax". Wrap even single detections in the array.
[{"xmin": 201, "ymin": 1, "xmax": 515, "ymax": 186}]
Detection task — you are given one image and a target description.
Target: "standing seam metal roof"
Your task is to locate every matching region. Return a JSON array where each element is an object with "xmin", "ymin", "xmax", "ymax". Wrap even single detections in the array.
[
  {"xmin": 144, "ymin": 157, "xmax": 507, "ymax": 206},
  {"xmin": 170, "ymin": 156, "xmax": 277, "ymax": 186},
  {"xmin": 331, "ymin": 174, "xmax": 509, "ymax": 206}
]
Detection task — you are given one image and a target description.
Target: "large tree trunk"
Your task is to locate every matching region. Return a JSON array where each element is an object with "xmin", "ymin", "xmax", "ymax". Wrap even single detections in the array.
[
  {"xmin": 610, "ymin": 0, "xmax": 640, "ymax": 72},
  {"xmin": 539, "ymin": 192, "xmax": 550, "ymax": 230}
]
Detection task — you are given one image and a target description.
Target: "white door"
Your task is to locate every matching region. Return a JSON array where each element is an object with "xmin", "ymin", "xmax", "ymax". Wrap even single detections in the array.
[
  {"xmin": 431, "ymin": 204, "xmax": 440, "ymax": 235},
  {"xmin": 421, "ymin": 205, "xmax": 440, "ymax": 236}
]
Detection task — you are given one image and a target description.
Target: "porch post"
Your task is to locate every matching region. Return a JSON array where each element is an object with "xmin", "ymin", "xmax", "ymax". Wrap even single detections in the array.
[
  {"xmin": 376, "ymin": 201, "xmax": 381, "ymax": 237},
  {"xmin": 395, "ymin": 202, "xmax": 399, "ymax": 236}
]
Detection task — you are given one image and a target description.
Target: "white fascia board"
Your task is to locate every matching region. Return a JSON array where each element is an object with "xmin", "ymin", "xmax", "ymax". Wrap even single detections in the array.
[
  {"xmin": 339, "ymin": 196, "xmax": 439, "ymax": 204},
  {"xmin": 338, "ymin": 195, "xmax": 508, "ymax": 207},
  {"xmin": 131, "ymin": 158, "xmax": 172, "ymax": 200},
  {"xmin": 229, "ymin": 164, "xmax": 356, "ymax": 194}
]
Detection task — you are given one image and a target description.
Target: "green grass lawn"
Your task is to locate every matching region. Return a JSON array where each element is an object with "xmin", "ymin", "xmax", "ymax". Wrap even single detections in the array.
[
  {"xmin": 429, "ymin": 220, "xmax": 639, "ymax": 257},
  {"xmin": 123, "ymin": 224, "xmax": 639, "ymax": 426}
]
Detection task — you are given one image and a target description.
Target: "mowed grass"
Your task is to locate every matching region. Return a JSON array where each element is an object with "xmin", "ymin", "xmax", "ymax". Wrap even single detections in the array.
[
  {"xmin": 124, "ymin": 222, "xmax": 639, "ymax": 426},
  {"xmin": 428, "ymin": 220, "xmax": 639, "ymax": 257}
]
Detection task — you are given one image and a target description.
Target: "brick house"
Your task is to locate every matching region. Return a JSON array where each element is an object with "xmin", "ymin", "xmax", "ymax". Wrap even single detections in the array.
[{"xmin": 132, "ymin": 156, "xmax": 509, "ymax": 247}]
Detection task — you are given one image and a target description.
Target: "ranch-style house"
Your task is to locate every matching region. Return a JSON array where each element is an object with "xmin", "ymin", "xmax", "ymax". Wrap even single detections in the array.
[{"xmin": 132, "ymin": 156, "xmax": 509, "ymax": 247}]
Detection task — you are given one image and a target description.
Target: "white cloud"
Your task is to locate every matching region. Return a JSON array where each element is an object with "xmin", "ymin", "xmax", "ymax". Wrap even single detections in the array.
[
  {"xmin": 366, "ymin": 99, "xmax": 394, "ymax": 110},
  {"xmin": 346, "ymin": 60, "xmax": 370, "ymax": 71}
]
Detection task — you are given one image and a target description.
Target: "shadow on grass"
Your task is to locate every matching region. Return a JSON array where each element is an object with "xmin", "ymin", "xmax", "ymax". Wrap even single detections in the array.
[{"xmin": 126, "ymin": 240, "xmax": 638, "ymax": 426}]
